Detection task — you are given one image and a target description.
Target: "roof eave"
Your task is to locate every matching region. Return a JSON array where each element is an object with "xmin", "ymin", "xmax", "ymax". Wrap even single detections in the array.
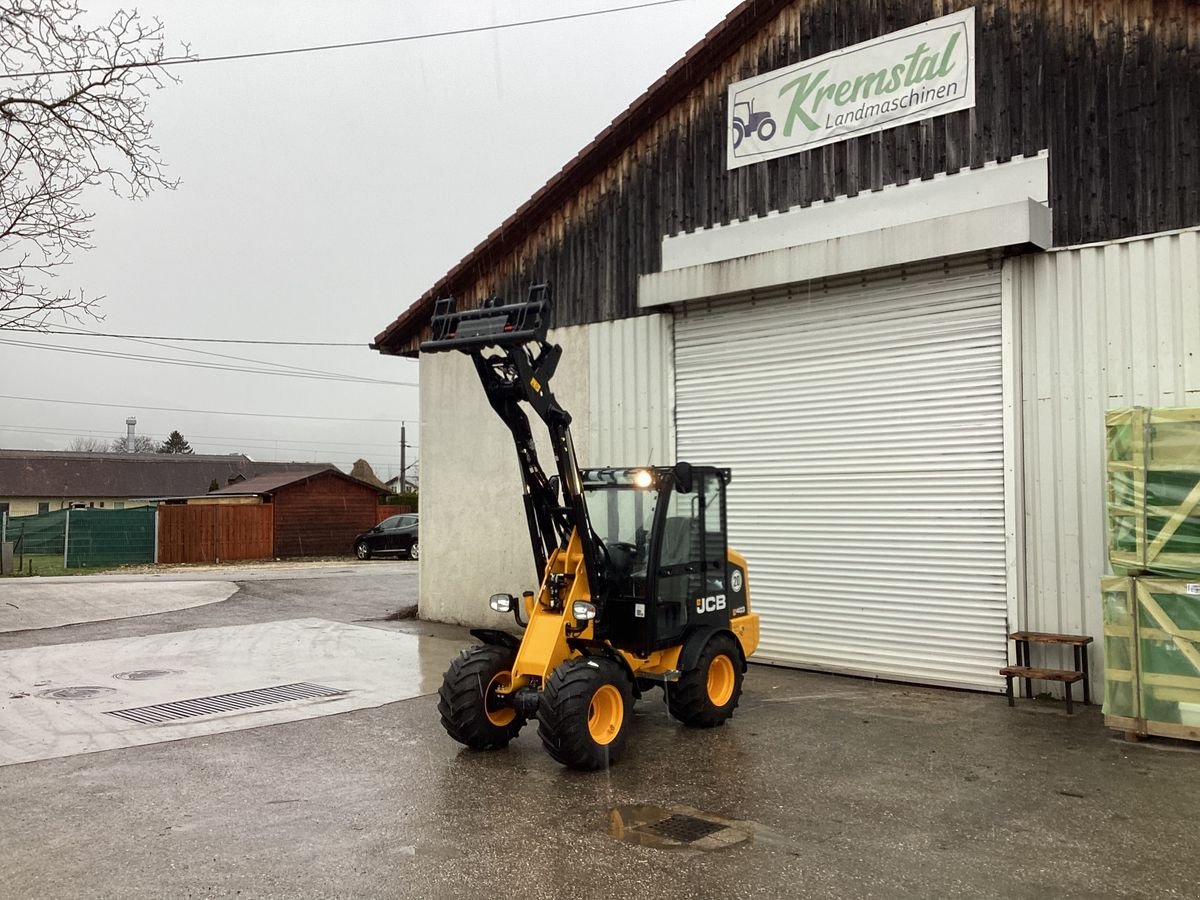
[{"xmin": 372, "ymin": 0, "xmax": 786, "ymax": 357}]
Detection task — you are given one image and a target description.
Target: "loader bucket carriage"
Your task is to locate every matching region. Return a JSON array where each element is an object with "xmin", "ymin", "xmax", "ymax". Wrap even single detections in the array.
[{"xmin": 423, "ymin": 285, "xmax": 759, "ymax": 770}]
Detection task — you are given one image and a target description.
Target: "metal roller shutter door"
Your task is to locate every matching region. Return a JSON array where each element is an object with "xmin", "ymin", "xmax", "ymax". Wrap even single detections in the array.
[{"xmin": 674, "ymin": 263, "xmax": 1007, "ymax": 691}]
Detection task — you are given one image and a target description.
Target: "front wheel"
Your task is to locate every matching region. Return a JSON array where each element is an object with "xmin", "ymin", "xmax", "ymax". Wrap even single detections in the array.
[
  {"xmin": 538, "ymin": 657, "xmax": 632, "ymax": 770},
  {"xmin": 666, "ymin": 633, "xmax": 744, "ymax": 728},
  {"xmin": 355, "ymin": 541, "xmax": 372, "ymax": 560},
  {"xmin": 437, "ymin": 644, "xmax": 525, "ymax": 749}
]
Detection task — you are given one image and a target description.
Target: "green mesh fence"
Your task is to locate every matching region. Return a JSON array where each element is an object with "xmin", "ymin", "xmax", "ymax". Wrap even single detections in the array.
[
  {"xmin": 3, "ymin": 509, "xmax": 68, "ymax": 556},
  {"xmin": 1, "ymin": 507, "xmax": 154, "ymax": 569},
  {"xmin": 64, "ymin": 507, "xmax": 155, "ymax": 568}
]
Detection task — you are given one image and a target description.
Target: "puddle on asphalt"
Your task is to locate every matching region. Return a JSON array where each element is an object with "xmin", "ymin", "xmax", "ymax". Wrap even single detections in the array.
[
  {"xmin": 112, "ymin": 669, "xmax": 180, "ymax": 681},
  {"xmin": 608, "ymin": 804, "xmax": 752, "ymax": 851},
  {"xmin": 36, "ymin": 686, "xmax": 117, "ymax": 700}
]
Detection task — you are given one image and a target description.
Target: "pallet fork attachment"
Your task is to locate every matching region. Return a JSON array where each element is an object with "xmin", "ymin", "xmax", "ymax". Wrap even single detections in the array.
[{"xmin": 422, "ymin": 284, "xmax": 551, "ymax": 353}]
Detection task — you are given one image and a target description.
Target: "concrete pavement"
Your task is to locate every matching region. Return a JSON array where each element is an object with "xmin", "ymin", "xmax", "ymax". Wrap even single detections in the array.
[{"xmin": 1, "ymin": 565, "xmax": 1197, "ymax": 898}]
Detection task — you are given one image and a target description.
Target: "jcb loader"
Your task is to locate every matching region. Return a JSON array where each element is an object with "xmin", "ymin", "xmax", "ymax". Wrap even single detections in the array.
[{"xmin": 422, "ymin": 285, "xmax": 759, "ymax": 770}]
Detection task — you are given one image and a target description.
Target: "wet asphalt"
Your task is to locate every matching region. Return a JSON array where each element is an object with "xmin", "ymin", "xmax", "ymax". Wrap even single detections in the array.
[{"xmin": 1, "ymin": 563, "xmax": 1197, "ymax": 899}]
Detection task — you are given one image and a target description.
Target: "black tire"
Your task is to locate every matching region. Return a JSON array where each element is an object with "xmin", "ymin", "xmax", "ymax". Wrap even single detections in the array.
[
  {"xmin": 537, "ymin": 657, "xmax": 632, "ymax": 771},
  {"xmin": 437, "ymin": 644, "xmax": 525, "ymax": 750},
  {"xmin": 408, "ymin": 540, "xmax": 420, "ymax": 561},
  {"xmin": 732, "ymin": 119, "xmax": 745, "ymax": 149},
  {"xmin": 355, "ymin": 541, "xmax": 372, "ymax": 560},
  {"xmin": 666, "ymin": 633, "xmax": 744, "ymax": 728},
  {"xmin": 756, "ymin": 116, "xmax": 777, "ymax": 141}
]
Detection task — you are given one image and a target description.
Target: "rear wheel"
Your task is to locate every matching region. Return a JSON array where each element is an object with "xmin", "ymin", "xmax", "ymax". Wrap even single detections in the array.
[
  {"xmin": 667, "ymin": 633, "xmax": 744, "ymax": 728},
  {"xmin": 437, "ymin": 644, "xmax": 525, "ymax": 749},
  {"xmin": 408, "ymin": 540, "xmax": 420, "ymax": 561},
  {"xmin": 538, "ymin": 657, "xmax": 632, "ymax": 770}
]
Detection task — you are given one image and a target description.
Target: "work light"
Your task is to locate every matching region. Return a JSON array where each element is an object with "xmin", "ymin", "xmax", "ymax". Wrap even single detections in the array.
[
  {"xmin": 489, "ymin": 593, "xmax": 514, "ymax": 612},
  {"xmin": 571, "ymin": 600, "xmax": 597, "ymax": 621}
]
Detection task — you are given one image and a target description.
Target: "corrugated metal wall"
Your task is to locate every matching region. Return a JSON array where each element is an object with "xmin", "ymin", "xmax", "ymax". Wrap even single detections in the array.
[
  {"xmin": 587, "ymin": 315, "xmax": 676, "ymax": 468},
  {"xmin": 1014, "ymin": 228, "xmax": 1200, "ymax": 680}
]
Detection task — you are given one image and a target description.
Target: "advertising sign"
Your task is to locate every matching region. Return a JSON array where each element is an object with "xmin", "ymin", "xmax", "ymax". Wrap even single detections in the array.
[{"xmin": 727, "ymin": 8, "xmax": 976, "ymax": 169}]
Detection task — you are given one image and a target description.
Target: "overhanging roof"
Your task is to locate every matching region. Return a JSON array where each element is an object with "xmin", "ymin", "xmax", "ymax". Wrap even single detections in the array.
[
  {"xmin": 0, "ymin": 450, "xmax": 327, "ymax": 500},
  {"xmin": 372, "ymin": 0, "xmax": 785, "ymax": 357}
]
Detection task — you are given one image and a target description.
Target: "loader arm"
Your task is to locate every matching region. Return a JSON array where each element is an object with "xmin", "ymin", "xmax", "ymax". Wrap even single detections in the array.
[{"xmin": 419, "ymin": 285, "xmax": 609, "ymax": 607}]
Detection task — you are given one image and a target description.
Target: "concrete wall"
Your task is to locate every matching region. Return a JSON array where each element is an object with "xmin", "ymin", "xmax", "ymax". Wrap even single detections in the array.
[{"xmin": 419, "ymin": 316, "xmax": 675, "ymax": 625}]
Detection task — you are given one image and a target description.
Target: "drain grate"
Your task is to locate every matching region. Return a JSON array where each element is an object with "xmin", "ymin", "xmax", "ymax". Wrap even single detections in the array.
[
  {"xmin": 104, "ymin": 682, "xmax": 347, "ymax": 725},
  {"xmin": 643, "ymin": 814, "xmax": 728, "ymax": 843}
]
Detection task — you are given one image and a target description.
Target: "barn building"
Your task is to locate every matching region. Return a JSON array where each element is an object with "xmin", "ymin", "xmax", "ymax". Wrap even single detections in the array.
[{"xmin": 374, "ymin": 0, "xmax": 1200, "ymax": 696}]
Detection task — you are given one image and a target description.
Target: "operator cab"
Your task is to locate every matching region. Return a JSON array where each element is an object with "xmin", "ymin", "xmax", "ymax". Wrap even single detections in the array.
[{"xmin": 582, "ymin": 462, "xmax": 735, "ymax": 653}]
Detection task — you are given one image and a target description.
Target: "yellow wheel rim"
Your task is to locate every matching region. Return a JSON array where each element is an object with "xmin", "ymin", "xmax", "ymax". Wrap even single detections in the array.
[
  {"xmin": 706, "ymin": 654, "xmax": 736, "ymax": 707},
  {"xmin": 485, "ymin": 671, "xmax": 516, "ymax": 727},
  {"xmin": 588, "ymin": 684, "xmax": 624, "ymax": 745}
]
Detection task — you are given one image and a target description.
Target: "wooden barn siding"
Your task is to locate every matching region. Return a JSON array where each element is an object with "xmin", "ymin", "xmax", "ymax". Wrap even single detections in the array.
[
  {"xmin": 157, "ymin": 505, "xmax": 273, "ymax": 564},
  {"xmin": 272, "ymin": 475, "xmax": 380, "ymax": 558},
  {"xmin": 398, "ymin": 0, "xmax": 1199, "ymax": 352}
]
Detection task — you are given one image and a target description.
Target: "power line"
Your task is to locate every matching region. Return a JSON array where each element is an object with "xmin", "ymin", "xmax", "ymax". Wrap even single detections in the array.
[
  {"xmin": 0, "ymin": 393, "xmax": 408, "ymax": 423},
  {"xmin": 5, "ymin": 327, "xmax": 369, "ymax": 347},
  {"xmin": 38, "ymin": 323, "xmax": 389, "ymax": 383},
  {"xmin": 0, "ymin": 422, "xmax": 414, "ymax": 451},
  {"xmin": 0, "ymin": 336, "xmax": 413, "ymax": 386},
  {"xmin": 0, "ymin": 0, "xmax": 693, "ymax": 79}
]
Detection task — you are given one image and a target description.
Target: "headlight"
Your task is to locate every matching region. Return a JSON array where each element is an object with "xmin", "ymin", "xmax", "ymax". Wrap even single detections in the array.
[
  {"xmin": 571, "ymin": 600, "xmax": 597, "ymax": 621},
  {"xmin": 632, "ymin": 469, "xmax": 654, "ymax": 489},
  {"xmin": 489, "ymin": 593, "xmax": 513, "ymax": 612}
]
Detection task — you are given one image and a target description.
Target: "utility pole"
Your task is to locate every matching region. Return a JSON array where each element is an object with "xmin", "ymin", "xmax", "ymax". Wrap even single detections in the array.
[{"xmin": 399, "ymin": 422, "xmax": 407, "ymax": 493}]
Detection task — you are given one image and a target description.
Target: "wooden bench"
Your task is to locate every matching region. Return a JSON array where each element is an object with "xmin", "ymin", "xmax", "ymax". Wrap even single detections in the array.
[
  {"xmin": 1002, "ymin": 632, "xmax": 1094, "ymax": 714},
  {"xmin": 1001, "ymin": 666, "xmax": 1085, "ymax": 714}
]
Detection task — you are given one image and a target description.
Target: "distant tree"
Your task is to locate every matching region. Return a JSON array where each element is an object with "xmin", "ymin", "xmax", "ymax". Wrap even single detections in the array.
[
  {"xmin": 157, "ymin": 430, "xmax": 193, "ymax": 454},
  {"xmin": 0, "ymin": 1, "xmax": 187, "ymax": 330},
  {"xmin": 66, "ymin": 436, "xmax": 109, "ymax": 452},
  {"xmin": 350, "ymin": 458, "xmax": 387, "ymax": 490},
  {"xmin": 110, "ymin": 433, "xmax": 155, "ymax": 453}
]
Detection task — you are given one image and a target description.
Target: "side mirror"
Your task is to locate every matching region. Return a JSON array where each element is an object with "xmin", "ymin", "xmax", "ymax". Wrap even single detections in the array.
[{"xmin": 673, "ymin": 461, "xmax": 693, "ymax": 494}]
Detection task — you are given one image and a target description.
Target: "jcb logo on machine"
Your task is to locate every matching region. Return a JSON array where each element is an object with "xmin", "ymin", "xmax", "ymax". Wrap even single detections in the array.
[{"xmin": 696, "ymin": 593, "xmax": 727, "ymax": 613}]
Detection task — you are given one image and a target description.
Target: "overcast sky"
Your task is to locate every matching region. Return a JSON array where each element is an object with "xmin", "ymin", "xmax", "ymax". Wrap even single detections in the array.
[{"xmin": 0, "ymin": 0, "xmax": 739, "ymax": 480}]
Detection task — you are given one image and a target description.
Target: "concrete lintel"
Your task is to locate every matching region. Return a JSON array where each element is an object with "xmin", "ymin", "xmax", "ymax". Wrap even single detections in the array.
[{"xmin": 637, "ymin": 199, "xmax": 1051, "ymax": 308}]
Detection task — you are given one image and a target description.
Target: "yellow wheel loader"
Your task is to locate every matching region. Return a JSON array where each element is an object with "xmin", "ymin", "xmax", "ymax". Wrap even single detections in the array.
[{"xmin": 422, "ymin": 285, "xmax": 759, "ymax": 770}]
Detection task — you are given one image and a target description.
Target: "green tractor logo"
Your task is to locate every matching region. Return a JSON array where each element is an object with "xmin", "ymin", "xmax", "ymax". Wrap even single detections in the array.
[{"xmin": 731, "ymin": 99, "xmax": 777, "ymax": 148}]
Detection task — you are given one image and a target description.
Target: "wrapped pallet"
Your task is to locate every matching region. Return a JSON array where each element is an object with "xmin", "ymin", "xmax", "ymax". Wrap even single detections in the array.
[
  {"xmin": 1102, "ymin": 575, "xmax": 1200, "ymax": 741},
  {"xmin": 1101, "ymin": 576, "xmax": 1138, "ymax": 721},
  {"xmin": 1105, "ymin": 407, "xmax": 1200, "ymax": 576}
]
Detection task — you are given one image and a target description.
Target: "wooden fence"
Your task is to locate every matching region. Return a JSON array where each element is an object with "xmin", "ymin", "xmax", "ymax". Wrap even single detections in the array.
[
  {"xmin": 158, "ymin": 505, "xmax": 274, "ymax": 564},
  {"xmin": 376, "ymin": 504, "xmax": 414, "ymax": 522}
]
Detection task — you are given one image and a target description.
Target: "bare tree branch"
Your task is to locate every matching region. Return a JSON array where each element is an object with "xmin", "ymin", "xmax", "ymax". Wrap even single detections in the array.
[{"xmin": 0, "ymin": 1, "xmax": 188, "ymax": 330}]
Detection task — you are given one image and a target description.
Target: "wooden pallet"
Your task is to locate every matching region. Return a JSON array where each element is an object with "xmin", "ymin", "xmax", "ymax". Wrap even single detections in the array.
[{"xmin": 1101, "ymin": 576, "xmax": 1200, "ymax": 742}]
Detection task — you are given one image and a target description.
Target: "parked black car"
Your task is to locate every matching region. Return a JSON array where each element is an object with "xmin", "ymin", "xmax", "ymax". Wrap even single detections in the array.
[{"xmin": 354, "ymin": 513, "xmax": 419, "ymax": 560}]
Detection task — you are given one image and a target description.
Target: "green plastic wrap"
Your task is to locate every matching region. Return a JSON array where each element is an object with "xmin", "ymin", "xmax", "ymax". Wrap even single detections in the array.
[
  {"xmin": 1105, "ymin": 406, "xmax": 1200, "ymax": 577},
  {"xmin": 1135, "ymin": 577, "xmax": 1200, "ymax": 727},
  {"xmin": 1101, "ymin": 576, "xmax": 1138, "ymax": 719}
]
